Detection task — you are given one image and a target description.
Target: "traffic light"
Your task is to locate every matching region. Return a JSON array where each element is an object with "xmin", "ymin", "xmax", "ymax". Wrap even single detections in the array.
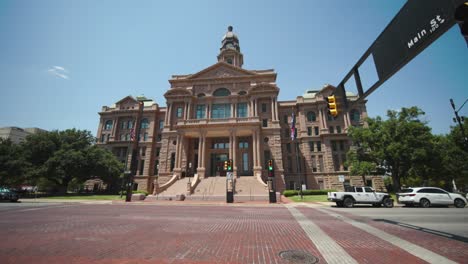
[
  {"xmin": 224, "ymin": 160, "xmax": 228, "ymax": 171},
  {"xmin": 455, "ymin": 2, "xmax": 468, "ymax": 44},
  {"xmin": 267, "ymin": 159, "xmax": 274, "ymax": 177},
  {"xmin": 326, "ymin": 95, "xmax": 338, "ymax": 117},
  {"xmin": 227, "ymin": 159, "xmax": 233, "ymax": 172}
]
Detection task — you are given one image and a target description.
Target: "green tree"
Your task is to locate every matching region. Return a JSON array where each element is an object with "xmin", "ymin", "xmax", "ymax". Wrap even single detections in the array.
[
  {"xmin": 22, "ymin": 129, "xmax": 122, "ymax": 193},
  {"xmin": 438, "ymin": 120, "xmax": 468, "ymax": 191},
  {"xmin": 0, "ymin": 139, "xmax": 28, "ymax": 187},
  {"xmin": 347, "ymin": 107, "xmax": 434, "ymax": 191}
]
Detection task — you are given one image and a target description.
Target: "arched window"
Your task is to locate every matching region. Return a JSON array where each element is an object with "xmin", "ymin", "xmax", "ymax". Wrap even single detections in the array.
[
  {"xmin": 307, "ymin": 111, "xmax": 316, "ymax": 122},
  {"xmin": 350, "ymin": 109, "xmax": 361, "ymax": 122},
  {"xmin": 104, "ymin": 120, "xmax": 113, "ymax": 130},
  {"xmin": 213, "ymin": 88, "xmax": 231, "ymax": 97},
  {"xmin": 140, "ymin": 118, "xmax": 149, "ymax": 129}
]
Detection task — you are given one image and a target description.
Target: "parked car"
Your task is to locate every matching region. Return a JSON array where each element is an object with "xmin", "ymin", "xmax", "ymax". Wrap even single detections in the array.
[
  {"xmin": 0, "ymin": 187, "xmax": 19, "ymax": 202},
  {"xmin": 328, "ymin": 186, "xmax": 394, "ymax": 208},
  {"xmin": 397, "ymin": 187, "xmax": 467, "ymax": 208}
]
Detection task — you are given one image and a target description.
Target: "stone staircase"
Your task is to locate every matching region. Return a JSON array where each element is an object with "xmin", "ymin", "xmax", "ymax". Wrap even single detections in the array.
[
  {"xmin": 146, "ymin": 176, "xmax": 277, "ymax": 202},
  {"xmin": 189, "ymin": 176, "xmax": 270, "ymax": 201}
]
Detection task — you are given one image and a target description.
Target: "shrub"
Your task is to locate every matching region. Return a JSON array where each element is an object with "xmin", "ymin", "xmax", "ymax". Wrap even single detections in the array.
[
  {"xmin": 133, "ymin": 190, "xmax": 148, "ymax": 196},
  {"xmin": 282, "ymin": 189, "xmax": 336, "ymax": 197}
]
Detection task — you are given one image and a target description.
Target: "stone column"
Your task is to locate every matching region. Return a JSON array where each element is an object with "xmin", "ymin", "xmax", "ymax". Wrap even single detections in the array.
[
  {"xmin": 187, "ymin": 102, "xmax": 192, "ymax": 120},
  {"xmin": 233, "ymin": 132, "xmax": 237, "ymax": 177},
  {"xmin": 252, "ymin": 130, "xmax": 257, "ymax": 166},
  {"xmin": 167, "ymin": 103, "xmax": 173, "ymax": 127},
  {"xmin": 274, "ymin": 97, "xmax": 279, "ymax": 121},
  {"xmin": 270, "ymin": 97, "xmax": 275, "ymax": 121},
  {"xmin": 256, "ymin": 130, "xmax": 261, "ymax": 168},
  {"xmin": 197, "ymin": 135, "xmax": 203, "ymax": 168}
]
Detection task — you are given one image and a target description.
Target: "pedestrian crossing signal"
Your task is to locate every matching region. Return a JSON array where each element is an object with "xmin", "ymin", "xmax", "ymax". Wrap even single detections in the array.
[
  {"xmin": 268, "ymin": 160, "xmax": 273, "ymax": 171},
  {"xmin": 326, "ymin": 95, "xmax": 338, "ymax": 117}
]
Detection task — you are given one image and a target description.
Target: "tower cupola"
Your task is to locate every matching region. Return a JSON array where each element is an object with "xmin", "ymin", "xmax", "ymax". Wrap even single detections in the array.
[{"xmin": 217, "ymin": 26, "xmax": 244, "ymax": 67}]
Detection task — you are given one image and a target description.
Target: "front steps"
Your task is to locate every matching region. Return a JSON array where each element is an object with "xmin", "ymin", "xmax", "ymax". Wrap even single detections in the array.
[{"xmin": 146, "ymin": 176, "xmax": 279, "ymax": 202}]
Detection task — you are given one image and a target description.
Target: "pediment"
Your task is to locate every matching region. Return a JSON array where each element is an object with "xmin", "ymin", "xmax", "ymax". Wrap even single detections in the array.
[
  {"xmin": 164, "ymin": 88, "xmax": 192, "ymax": 97},
  {"xmin": 115, "ymin": 95, "xmax": 137, "ymax": 105},
  {"xmin": 188, "ymin": 62, "xmax": 255, "ymax": 80}
]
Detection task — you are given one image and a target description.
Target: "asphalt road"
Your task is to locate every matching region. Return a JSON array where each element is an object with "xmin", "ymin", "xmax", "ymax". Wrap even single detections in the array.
[{"xmin": 329, "ymin": 206, "xmax": 468, "ymax": 239}]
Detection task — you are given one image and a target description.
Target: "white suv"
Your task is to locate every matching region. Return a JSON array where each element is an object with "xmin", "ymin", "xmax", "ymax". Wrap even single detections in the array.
[{"xmin": 397, "ymin": 187, "xmax": 467, "ymax": 208}]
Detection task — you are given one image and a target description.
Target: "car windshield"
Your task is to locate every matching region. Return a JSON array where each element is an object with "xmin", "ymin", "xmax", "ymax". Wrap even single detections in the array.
[{"xmin": 400, "ymin": 188, "xmax": 413, "ymax": 193}]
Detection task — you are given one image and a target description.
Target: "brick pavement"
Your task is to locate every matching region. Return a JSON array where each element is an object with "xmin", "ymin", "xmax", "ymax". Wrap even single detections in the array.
[{"xmin": 0, "ymin": 203, "xmax": 466, "ymax": 264}]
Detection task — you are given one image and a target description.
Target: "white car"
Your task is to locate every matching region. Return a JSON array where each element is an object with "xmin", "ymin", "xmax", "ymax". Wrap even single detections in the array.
[{"xmin": 397, "ymin": 187, "xmax": 467, "ymax": 208}]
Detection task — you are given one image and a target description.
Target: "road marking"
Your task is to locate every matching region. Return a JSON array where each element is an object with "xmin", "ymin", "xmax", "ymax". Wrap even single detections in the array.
[
  {"xmin": 12, "ymin": 204, "xmax": 78, "ymax": 212},
  {"xmin": 317, "ymin": 208, "xmax": 457, "ymax": 264},
  {"xmin": 285, "ymin": 205, "xmax": 358, "ymax": 264}
]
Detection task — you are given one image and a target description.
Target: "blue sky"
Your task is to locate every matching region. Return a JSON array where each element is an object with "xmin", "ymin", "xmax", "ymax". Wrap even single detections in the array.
[{"xmin": 0, "ymin": 0, "xmax": 467, "ymax": 136}]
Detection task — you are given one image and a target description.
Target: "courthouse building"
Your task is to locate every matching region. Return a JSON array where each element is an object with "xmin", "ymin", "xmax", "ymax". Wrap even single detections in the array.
[{"xmin": 96, "ymin": 26, "xmax": 384, "ymax": 194}]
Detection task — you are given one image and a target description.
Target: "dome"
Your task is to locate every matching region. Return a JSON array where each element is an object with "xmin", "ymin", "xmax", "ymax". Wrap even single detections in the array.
[{"xmin": 222, "ymin": 26, "xmax": 238, "ymax": 41}]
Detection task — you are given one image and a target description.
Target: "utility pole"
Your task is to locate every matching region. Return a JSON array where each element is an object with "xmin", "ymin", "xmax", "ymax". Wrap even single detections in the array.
[{"xmin": 450, "ymin": 98, "xmax": 468, "ymax": 150}]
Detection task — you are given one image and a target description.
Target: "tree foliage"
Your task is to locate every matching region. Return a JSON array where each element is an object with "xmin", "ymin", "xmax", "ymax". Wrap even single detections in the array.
[
  {"xmin": 1, "ymin": 129, "xmax": 123, "ymax": 193},
  {"xmin": 347, "ymin": 107, "xmax": 437, "ymax": 191}
]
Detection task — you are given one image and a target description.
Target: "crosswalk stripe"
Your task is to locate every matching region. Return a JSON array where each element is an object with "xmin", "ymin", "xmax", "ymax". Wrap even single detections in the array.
[
  {"xmin": 285, "ymin": 205, "xmax": 358, "ymax": 264},
  {"xmin": 317, "ymin": 208, "xmax": 457, "ymax": 264}
]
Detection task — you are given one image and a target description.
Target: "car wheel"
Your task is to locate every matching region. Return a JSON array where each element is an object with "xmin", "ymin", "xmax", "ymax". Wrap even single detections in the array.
[
  {"xmin": 343, "ymin": 197, "xmax": 354, "ymax": 208},
  {"xmin": 336, "ymin": 201, "xmax": 344, "ymax": 207},
  {"xmin": 419, "ymin": 198, "xmax": 431, "ymax": 208},
  {"xmin": 382, "ymin": 197, "xmax": 394, "ymax": 208},
  {"xmin": 454, "ymin": 199, "xmax": 466, "ymax": 208}
]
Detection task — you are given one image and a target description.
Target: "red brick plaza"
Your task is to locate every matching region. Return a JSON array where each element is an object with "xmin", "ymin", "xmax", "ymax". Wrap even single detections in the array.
[{"xmin": 0, "ymin": 203, "xmax": 466, "ymax": 264}]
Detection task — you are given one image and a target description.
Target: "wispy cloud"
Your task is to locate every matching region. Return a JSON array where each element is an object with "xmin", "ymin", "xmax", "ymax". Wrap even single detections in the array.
[{"xmin": 47, "ymin": 66, "xmax": 69, "ymax": 79}]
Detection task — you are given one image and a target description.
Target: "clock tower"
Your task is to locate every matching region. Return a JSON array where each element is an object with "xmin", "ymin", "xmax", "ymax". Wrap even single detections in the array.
[{"xmin": 217, "ymin": 26, "xmax": 244, "ymax": 68}]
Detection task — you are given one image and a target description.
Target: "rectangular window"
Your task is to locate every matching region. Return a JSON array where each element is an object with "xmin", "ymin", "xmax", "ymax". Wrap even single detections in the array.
[
  {"xmin": 143, "ymin": 133, "xmax": 148, "ymax": 141},
  {"xmin": 262, "ymin": 119, "xmax": 268, "ymax": 127},
  {"xmin": 337, "ymin": 126, "xmax": 342, "ymax": 133},
  {"xmin": 128, "ymin": 121, "xmax": 134, "ymax": 129},
  {"xmin": 196, "ymin": 105, "xmax": 206, "ymax": 119},
  {"xmin": 141, "ymin": 147, "xmax": 146, "ymax": 156},
  {"xmin": 342, "ymin": 154, "xmax": 347, "ymax": 171},
  {"xmin": 242, "ymin": 152, "xmax": 249, "ymax": 172},
  {"xmin": 120, "ymin": 134, "xmax": 125, "ymax": 141},
  {"xmin": 139, "ymin": 160, "xmax": 145, "ymax": 175},
  {"xmin": 339, "ymin": 140, "xmax": 345, "ymax": 151},
  {"xmin": 239, "ymin": 141, "xmax": 248, "ymax": 148},
  {"xmin": 237, "ymin": 103, "xmax": 247, "ymax": 117},
  {"xmin": 318, "ymin": 155, "xmax": 323, "ymax": 172},
  {"xmin": 264, "ymin": 151, "xmax": 271, "ymax": 167},
  {"xmin": 154, "ymin": 160, "xmax": 159, "ymax": 175},
  {"xmin": 211, "ymin": 104, "xmax": 231, "ymax": 118},
  {"xmin": 159, "ymin": 120, "xmax": 164, "ymax": 129},
  {"xmin": 176, "ymin": 107, "xmax": 183, "ymax": 118},
  {"xmin": 332, "ymin": 140, "xmax": 337, "ymax": 151},
  {"xmin": 309, "ymin": 141, "xmax": 314, "ymax": 152},
  {"xmin": 314, "ymin": 126, "xmax": 319, "ymax": 136},
  {"xmin": 101, "ymin": 134, "xmax": 106, "ymax": 143},
  {"xmin": 333, "ymin": 155, "xmax": 340, "ymax": 171},
  {"xmin": 311, "ymin": 155, "xmax": 317, "ymax": 172},
  {"xmin": 156, "ymin": 147, "xmax": 160, "ymax": 157},
  {"xmin": 170, "ymin": 153, "xmax": 175, "ymax": 172},
  {"xmin": 307, "ymin": 127, "xmax": 312, "ymax": 136},
  {"xmin": 287, "ymin": 156, "xmax": 292, "ymax": 172},
  {"xmin": 157, "ymin": 134, "xmax": 162, "ymax": 142},
  {"xmin": 329, "ymin": 126, "xmax": 334, "ymax": 134},
  {"xmin": 106, "ymin": 134, "xmax": 110, "ymax": 142},
  {"xmin": 261, "ymin": 103, "xmax": 267, "ymax": 112},
  {"xmin": 120, "ymin": 121, "xmax": 126, "ymax": 129},
  {"xmin": 283, "ymin": 115, "xmax": 288, "ymax": 124},
  {"xmin": 317, "ymin": 141, "xmax": 322, "ymax": 152}
]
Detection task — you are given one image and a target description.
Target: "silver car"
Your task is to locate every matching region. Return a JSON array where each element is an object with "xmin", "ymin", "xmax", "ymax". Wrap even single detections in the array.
[{"xmin": 397, "ymin": 187, "xmax": 467, "ymax": 208}]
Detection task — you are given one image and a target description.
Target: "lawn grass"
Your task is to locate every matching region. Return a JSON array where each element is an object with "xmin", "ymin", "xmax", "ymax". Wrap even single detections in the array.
[
  {"xmin": 288, "ymin": 195, "xmax": 329, "ymax": 202},
  {"xmin": 43, "ymin": 195, "xmax": 125, "ymax": 200}
]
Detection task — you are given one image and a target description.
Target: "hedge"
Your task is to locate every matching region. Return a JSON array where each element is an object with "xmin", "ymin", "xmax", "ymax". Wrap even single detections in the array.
[{"xmin": 283, "ymin": 189, "xmax": 336, "ymax": 197}]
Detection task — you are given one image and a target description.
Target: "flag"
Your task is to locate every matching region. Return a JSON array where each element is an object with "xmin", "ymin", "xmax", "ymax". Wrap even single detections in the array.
[
  {"xmin": 130, "ymin": 128, "xmax": 135, "ymax": 141},
  {"xmin": 290, "ymin": 112, "xmax": 296, "ymax": 140}
]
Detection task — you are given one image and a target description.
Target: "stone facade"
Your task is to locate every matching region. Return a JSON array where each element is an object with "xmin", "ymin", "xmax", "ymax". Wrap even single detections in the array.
[{"xmin": 96, "ymin": 26, "xmax": 385, "ymax": 193}]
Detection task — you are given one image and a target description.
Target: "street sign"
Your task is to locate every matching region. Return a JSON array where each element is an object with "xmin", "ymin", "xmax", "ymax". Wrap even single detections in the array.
[
  {"xmin": 337, "ymin": 0, "xmax": 466, "ymax": 104},
  {"xmin": 226, "ymin": 172, "xmax": 233, "ymax": 180},
  {"xmin": 338, "ymin": 175, "xmax": 345, "ymax": 183}
]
